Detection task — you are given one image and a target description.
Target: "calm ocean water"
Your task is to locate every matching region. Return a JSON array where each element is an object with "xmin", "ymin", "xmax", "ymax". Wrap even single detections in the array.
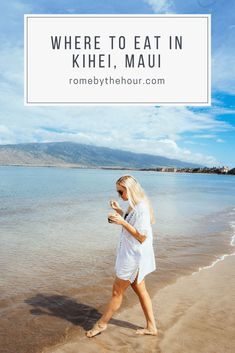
[{"xmin": 0, "ymin": 166, "xmax": 235, "ymax": 353}]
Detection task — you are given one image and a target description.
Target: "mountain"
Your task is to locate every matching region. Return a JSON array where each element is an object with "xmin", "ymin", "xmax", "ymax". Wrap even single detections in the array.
[{"xmin": 0, "ymin": 142, "xmax": 202, "ymax": 169}]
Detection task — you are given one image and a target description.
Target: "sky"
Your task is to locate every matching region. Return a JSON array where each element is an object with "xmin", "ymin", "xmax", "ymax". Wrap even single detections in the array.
[{"xmin": 0, "ymin": 0, "xmax": 235, "ymax": 167}]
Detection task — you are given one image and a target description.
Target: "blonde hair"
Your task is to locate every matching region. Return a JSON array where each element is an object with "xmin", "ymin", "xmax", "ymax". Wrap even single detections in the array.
[{"xmin": 116, "ymin": 175, "xmax": 155, "ymax": 224}]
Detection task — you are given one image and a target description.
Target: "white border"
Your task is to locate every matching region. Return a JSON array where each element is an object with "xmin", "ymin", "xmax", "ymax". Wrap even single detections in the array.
[{"xmin": 24, "ymin": 14, "xmax": 211, "ymax": 106}]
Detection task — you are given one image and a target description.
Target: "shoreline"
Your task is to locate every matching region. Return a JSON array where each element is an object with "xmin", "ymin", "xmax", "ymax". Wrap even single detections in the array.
[
  {"xmin": 0, "ymin": 164, "xmax": 234, "ymax": 176},
  {"xmin": 41, "ymin": 252, "xmax": 235, "ymax": 353}
]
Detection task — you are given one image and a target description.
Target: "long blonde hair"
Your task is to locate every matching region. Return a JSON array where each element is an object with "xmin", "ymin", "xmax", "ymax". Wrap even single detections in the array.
[{"xmin": 116, "ymin": 175, "xmax": 155, "ymax": 224}]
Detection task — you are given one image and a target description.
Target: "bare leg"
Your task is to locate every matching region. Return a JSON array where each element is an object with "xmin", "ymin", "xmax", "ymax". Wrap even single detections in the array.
[
  {"xmin": 98, "ymin": 276, "xmax": 130, "ymax": 324},
  {"xmin": 131, "ymin": 275, "xmax": 158, "ymax": 335},
  {"xmin": 86, "ymin": 276, "xmax": 130, "ymax": 337}
]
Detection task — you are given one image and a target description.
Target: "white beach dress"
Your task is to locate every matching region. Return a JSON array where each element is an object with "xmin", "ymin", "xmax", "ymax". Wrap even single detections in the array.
[{"xmin": 115, "ymin": 199, "xmax": 156, "ymax": 284}]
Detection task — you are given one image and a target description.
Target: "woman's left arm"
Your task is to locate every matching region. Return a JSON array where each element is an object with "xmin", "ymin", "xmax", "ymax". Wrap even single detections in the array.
[
  {"xmin": 122, "ymin": 220, "xmax": 147, "ymax": 244},
  {"xmin": 109, "ymin": 213, "xmax": 147, "ymax": 244}
]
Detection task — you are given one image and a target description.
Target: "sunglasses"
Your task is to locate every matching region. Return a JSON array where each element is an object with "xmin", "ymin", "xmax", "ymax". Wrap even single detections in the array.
[{"xmin": 117, "ymin": 189, "xmax": 124, "ymax": 196}]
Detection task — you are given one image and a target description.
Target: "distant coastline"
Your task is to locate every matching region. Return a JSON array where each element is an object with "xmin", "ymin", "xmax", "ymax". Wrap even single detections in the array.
[
  {"xmin": 136, "ymin": 166, "xmax": 235, "ymax": 175},
  {"xmin": 1, "ymin": 163, "xmax": 234, "ymax": 175}
]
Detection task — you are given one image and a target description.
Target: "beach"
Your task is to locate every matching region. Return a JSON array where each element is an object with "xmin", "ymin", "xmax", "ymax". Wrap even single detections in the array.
[
  {"xmin": 1, "ymin": 167, "xmax": 235, "ymax": 353},
  {"xmin": 42, "ymin": 253, "xmax": 235, "ymax": 353}
]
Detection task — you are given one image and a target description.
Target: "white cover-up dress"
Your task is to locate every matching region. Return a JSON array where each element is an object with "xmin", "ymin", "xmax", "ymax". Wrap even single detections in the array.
[{"xmin": 115, "ymin": 199, "xmax": 156, "ymax": 284}]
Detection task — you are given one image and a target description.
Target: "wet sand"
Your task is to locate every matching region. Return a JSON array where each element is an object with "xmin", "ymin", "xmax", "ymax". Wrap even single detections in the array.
[{"xmin": 42, "ymin": 254, "xmax": 235, "ymax": 353}]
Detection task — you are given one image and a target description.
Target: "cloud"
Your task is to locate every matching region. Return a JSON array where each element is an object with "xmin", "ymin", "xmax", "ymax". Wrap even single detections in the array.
[
  {"xmin": 143, "ymin": 0, "xmax": 174, "ymax": 13},
  {"xmin": 212, "ymin": 42, "xmax": 235, "ymax": 95},
  {"xmin": 0, "ymin": 1, "xmax": 234, "ymax": 167},
  {"xmin": 193, "ymin": 134, "xmax": 216, "ymax": 139},
  {"xmin": 1, "ymin": 1, "xmax": 33, "ymax": 43}
]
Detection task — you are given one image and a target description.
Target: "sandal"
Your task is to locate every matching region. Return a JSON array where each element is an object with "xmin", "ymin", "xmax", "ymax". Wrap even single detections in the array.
[
  {"xmin": 135, "ymin": 328, "xmax": 158, "ymax": 336},
  {"xmin": 86, "ymin": 321, "xmax": 107, "ymax": 338}
]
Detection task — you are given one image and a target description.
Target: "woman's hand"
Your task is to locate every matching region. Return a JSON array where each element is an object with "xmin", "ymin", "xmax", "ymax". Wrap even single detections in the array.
[
  {"xmin": 108, "ymin": 212, "xmax": 125, "ymax": 226},
  {"xmin": 110, "ymin": 200, "xmax": 120, "ymax": 210},
  {"xmin": 110, "ymin": 200, "xmax": 123, "ymax": 215}
]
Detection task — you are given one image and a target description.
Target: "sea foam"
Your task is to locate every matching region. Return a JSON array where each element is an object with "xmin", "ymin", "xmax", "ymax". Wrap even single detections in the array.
[{"xmin": 192, "ymin": 217, "xmax": 235, "ymax": 276}]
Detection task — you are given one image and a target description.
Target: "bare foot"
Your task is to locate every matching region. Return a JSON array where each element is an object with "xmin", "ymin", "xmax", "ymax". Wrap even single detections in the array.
[
  {"xmin": 86, "ymin": 321, "xmax": 107, "ymax": 338},
  {"xmin": 135, "ymin": 327, "xmax": 158, "ymax": 336}
]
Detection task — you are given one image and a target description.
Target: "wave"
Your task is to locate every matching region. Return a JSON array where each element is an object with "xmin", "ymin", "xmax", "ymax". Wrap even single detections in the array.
[{"xmin": 192, "ymin": 216, "xmax": 235, "ymax": 276}]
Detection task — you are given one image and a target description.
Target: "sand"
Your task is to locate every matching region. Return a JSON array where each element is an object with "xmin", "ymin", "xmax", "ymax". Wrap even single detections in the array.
[{"xmin": 42, "ymin": 254, "xmax": 235, "ymax": 353}]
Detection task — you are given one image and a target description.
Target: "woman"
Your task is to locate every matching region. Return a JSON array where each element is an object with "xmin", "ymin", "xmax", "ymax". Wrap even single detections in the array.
[{"xmin": 86, "ymin": 175, "xmax": 157, "ymax": 338}]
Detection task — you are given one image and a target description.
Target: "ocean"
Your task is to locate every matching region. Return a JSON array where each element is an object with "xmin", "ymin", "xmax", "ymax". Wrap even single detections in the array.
[{"xmin": 0, "ymin": 166, "xmax": 234, "ymax": 353}]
